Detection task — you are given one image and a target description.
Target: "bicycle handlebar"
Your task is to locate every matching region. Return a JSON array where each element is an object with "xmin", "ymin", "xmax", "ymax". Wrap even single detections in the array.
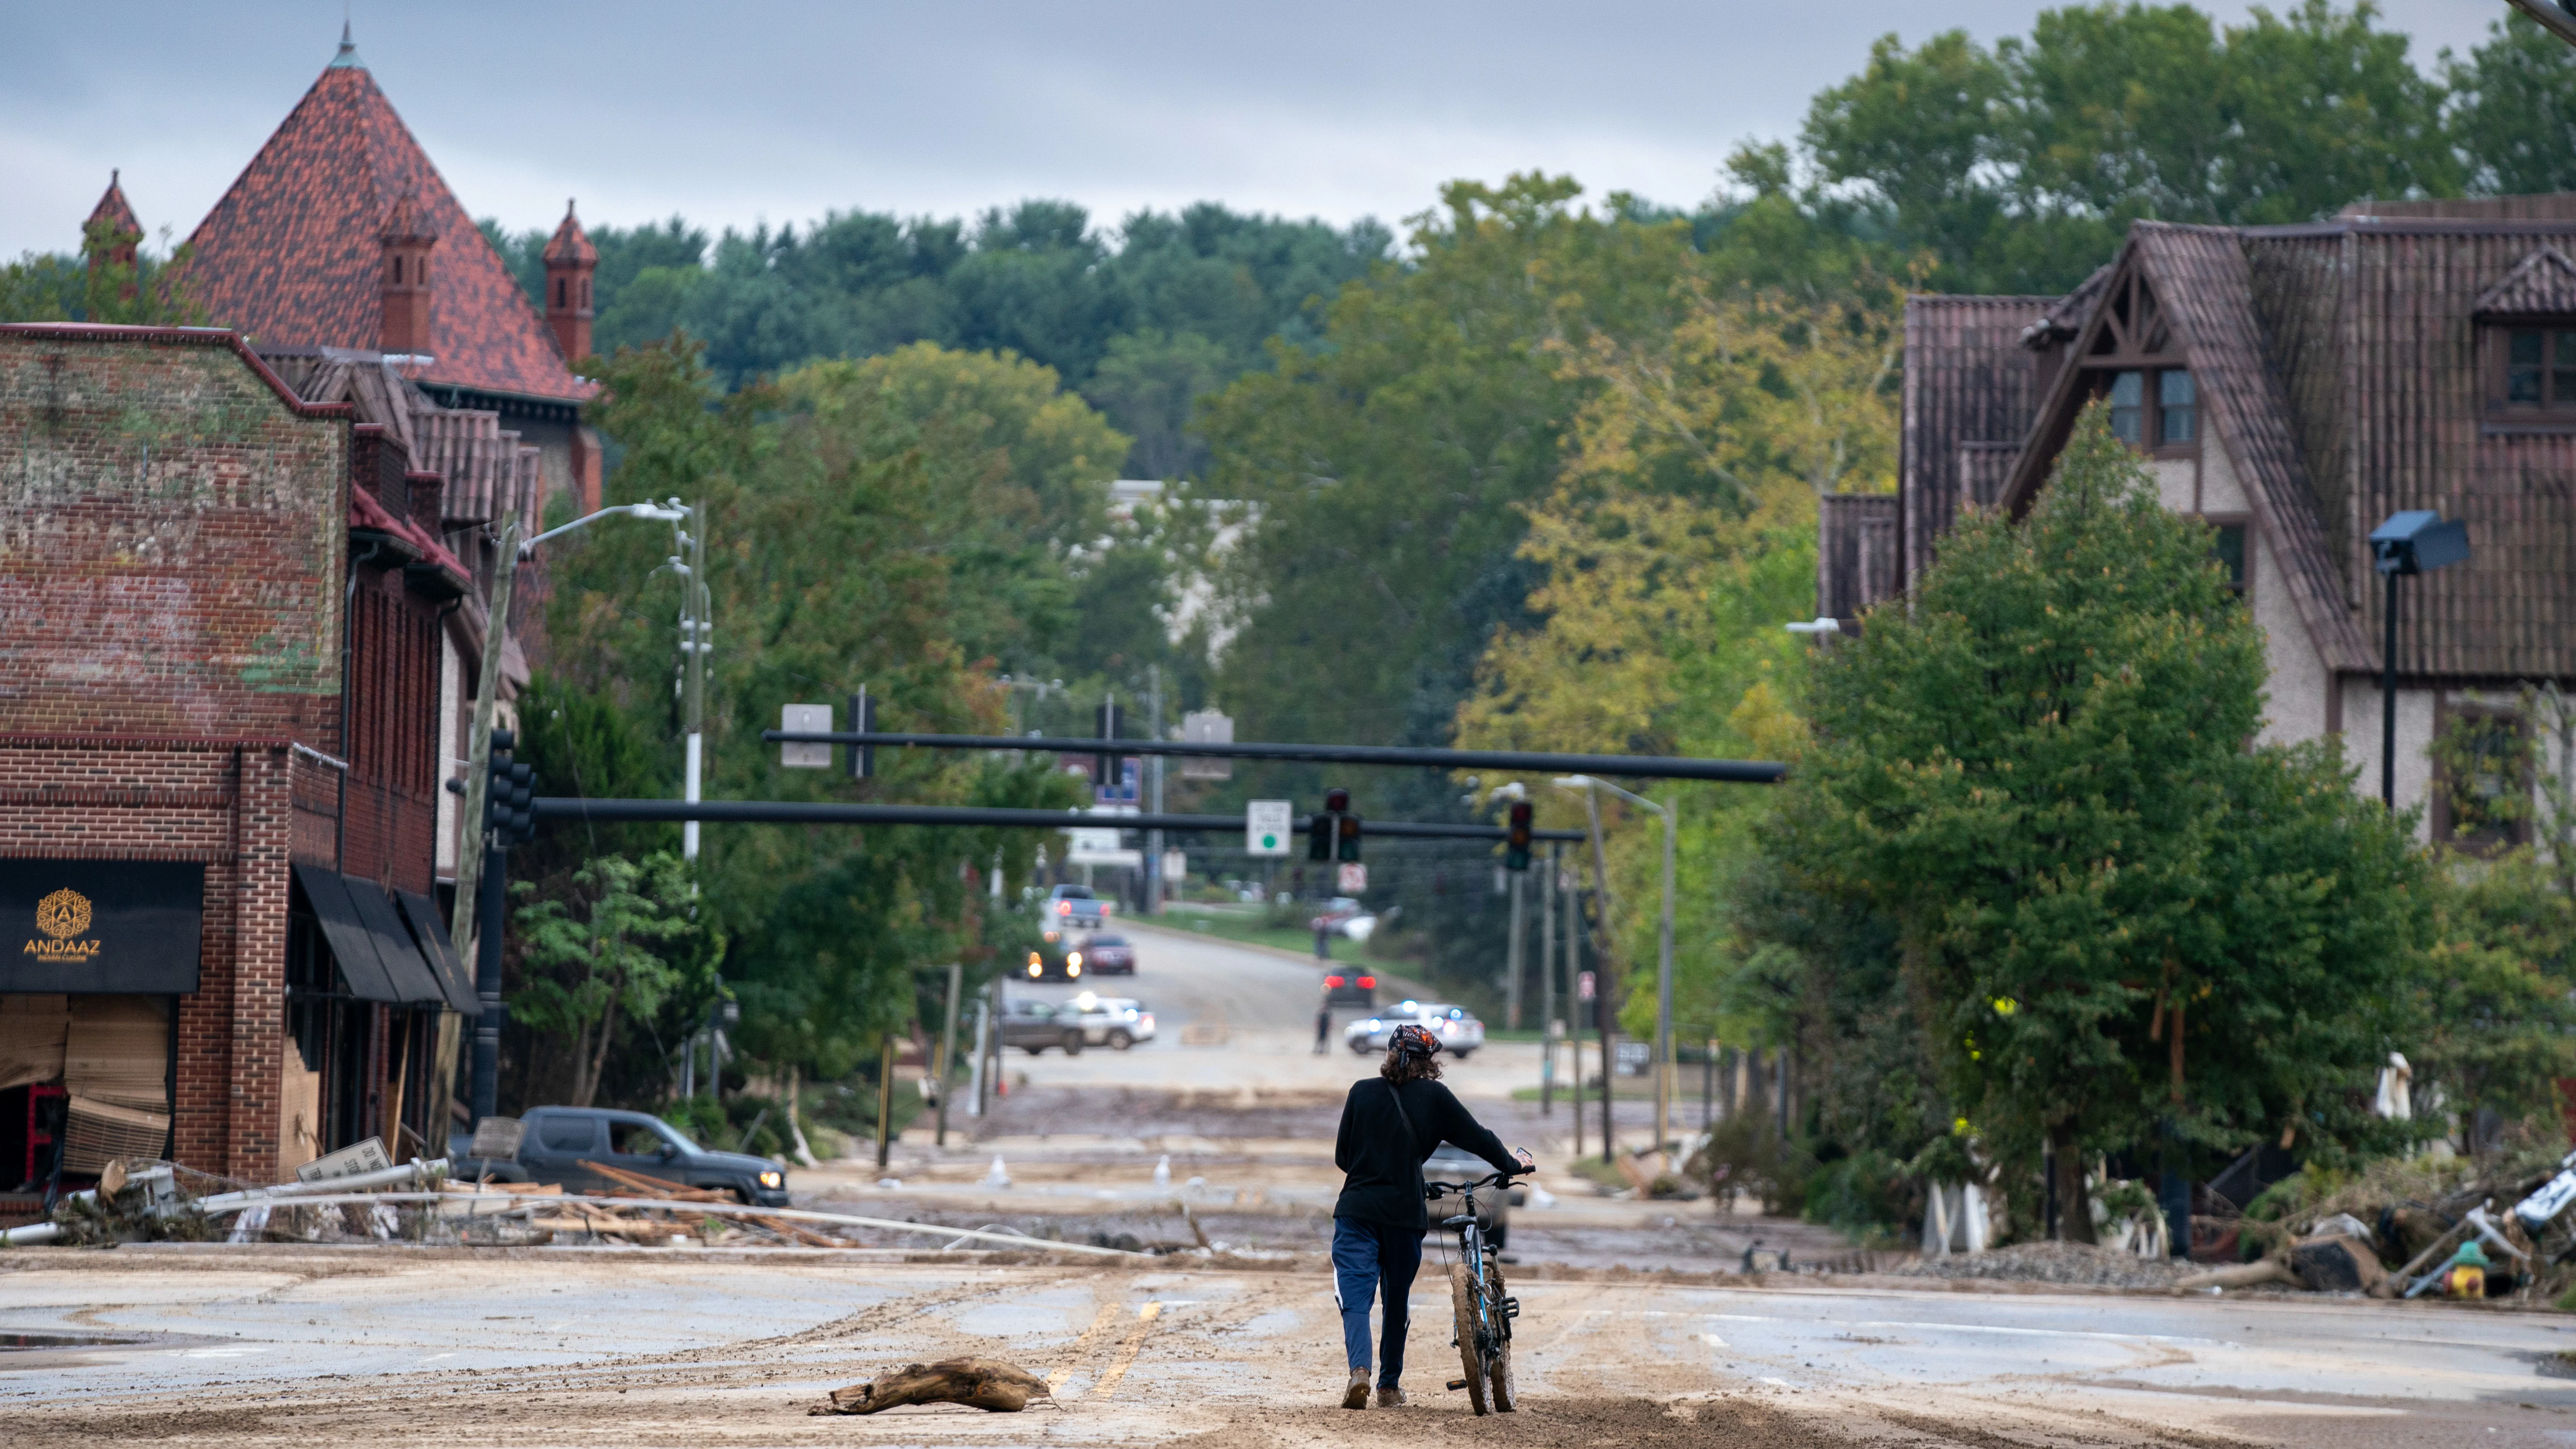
[{"xmin": 1424, "ymin": 1170, "xmax": 1521, "ymax": 1197}]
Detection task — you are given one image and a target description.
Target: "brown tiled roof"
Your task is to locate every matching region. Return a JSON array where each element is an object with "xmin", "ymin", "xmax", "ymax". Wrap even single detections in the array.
[
  {"xmin": 179, "ymin": 59, "xmax": 592, "ymax": 406},
  {"xmin": 542, "ymin": 202, "xmax": 596, "ymax": 267},
  {"xmin": 1992, "ymin": 218, "xmax": 2576, "ymax": 683},
  {"xmin": 2473, "ymin": 246, "xmax": 2576, "ymax": 316},
  {"xmin": 1899, "ymin": 294, "xmax": 2057, "ymax": 587},
  {"xmin": 85, "ymin": 173, "xmax": 140, "ymax": 239},
  {"xmin": 2340, "ymin": 194, "xmax": 2576, "ymax": 222}
]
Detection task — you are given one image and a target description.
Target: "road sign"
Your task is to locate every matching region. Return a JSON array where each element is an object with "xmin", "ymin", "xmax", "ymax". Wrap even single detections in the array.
[
  {"xmin": 1181, "ymin": 709, "xmax": 1234, "ymax": 779},
  {"xmin": 1337, "ymin": 862, "xmax": 1368, "ymax": 893},
  {"xmin": 1577, "ymin": 970, "xmax": 1596, "ymax": 1002},
  {"xmin": 1245, "ymin": 800, "xmax": 1292, "ymax": 856},
  {"xmin": 780, "ymin": 703, "xmax": 832, "ymax": 767},
  {"xmin": 1160, "ymin": 849, "xmax": 1187, "ymax": 882}
]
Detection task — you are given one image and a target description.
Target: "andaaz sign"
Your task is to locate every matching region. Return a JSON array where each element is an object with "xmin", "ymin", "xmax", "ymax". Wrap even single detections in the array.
[{"xmin": 0, "ymin": 860, "xmax": 202, "ymax": 993}]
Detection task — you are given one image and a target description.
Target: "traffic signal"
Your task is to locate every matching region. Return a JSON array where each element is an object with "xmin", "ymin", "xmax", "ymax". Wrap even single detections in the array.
[
  {"xmin": 1504, "ymin": 800, "xmax": 1534, "ymax": 872},
  {"xmin": 846, "ymin": 686, "xmax": 875, "ymax": 779},
  {"xmin": 1308, "ymin": 803, "xmax": 1334, "ymax": 861},
  {"xmin": 1307, "ymin": 788, "xmax": 1362, "ymax": 863},
  {"xmin": 484, "ymin": 728, "xmax": 538, "ymax": 847}
]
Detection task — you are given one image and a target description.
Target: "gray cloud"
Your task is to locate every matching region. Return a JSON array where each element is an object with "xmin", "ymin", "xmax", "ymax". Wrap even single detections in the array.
[{"xmin": 0, "ymin": 1, "xmax": 2510, "ymax": 257}]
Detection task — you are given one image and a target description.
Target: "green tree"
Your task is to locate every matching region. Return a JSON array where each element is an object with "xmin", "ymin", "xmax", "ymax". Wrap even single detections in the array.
[
  {"xmin": 1777, "ymin": 411, "xmax": 2428, "ymax": 1237},
  {"xmin": 1, "ymin": 218, "xmax": 207, "ymax": 325},
  {"xmin": 511, "ymin": 853, "xmax": 701, "ymax": 1108},
  {"xmin": 2447, "ymin": 12, "xmax": 2576, "ymax": 196}
]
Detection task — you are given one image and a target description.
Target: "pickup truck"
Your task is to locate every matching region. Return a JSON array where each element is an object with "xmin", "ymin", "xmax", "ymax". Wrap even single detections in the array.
[
  {"xmin": 450, "ymin": 1106, "xmax": 790, "ymax": 1206},
  {"xmin": 1045, "ymin": 884, "xmax": 1111, "ymax": 930},
  {"xmin": 998, "ymin": 997, "xmax": 1089, "ymax": 1055}
]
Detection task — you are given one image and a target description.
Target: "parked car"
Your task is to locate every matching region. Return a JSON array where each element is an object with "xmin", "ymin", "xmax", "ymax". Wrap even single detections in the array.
[
  {"xmin": 998, "ymin": 997, "xmax": 1090, "ymax": 1055},
  {"xmin": 1423, "ymin": 1142, "xmax": 1521, "ymax": 1249},
  {"xmin": 1045, "ymin": 883, "xmax": 1112, "ymax": 929},
  {"xmin": 450, "ymin": 1106, "xmax": 789, "ymax": 1206},
  {"xmin": 1345, "ymin": 1001, "xmax": 1485, "ymax": 1058},
  {"xmin": 1061, "ymin": 991, "xmax": 1156, "ymax": 1050},
  {"xmin": 1080, "ymin": 933, "xmax": 1136, "ymax": 975},
  {"xmin": 1322, "ymin": 968, "xmax": 1379, "ymax": 1008}
]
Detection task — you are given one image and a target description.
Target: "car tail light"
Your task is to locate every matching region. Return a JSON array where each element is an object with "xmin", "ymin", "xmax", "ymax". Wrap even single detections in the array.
[
  {"xmin": 1358, "ymin": 976, "xmax": 1375, "ymax": 989},
  {"xmin": 1057, "ymin": 901, "xmax": 1071, "ymax": 913},
  {"xmin": 1325, "ymin": 975, "xmax": 1346, "ymax": 988}
]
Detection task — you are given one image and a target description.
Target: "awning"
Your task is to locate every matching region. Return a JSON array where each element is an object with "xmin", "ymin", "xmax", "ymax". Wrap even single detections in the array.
[
  {"xmin": 395, "ymin": 890, "xmax": 479, "ymax": 1016},
  {"xmin": 0, "ymin": 860, "xmax": 203, "ymax": 994},
  {"xmin": 294, "ymin": 865, "xmax": 446, "ymax": 1006}
]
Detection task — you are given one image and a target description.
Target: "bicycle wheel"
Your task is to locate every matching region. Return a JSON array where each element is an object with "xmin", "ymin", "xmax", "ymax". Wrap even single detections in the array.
[
  {"xmin": 1483, "ymin": 1258, "xmax": 1516, "ymax": 1411},
  {"xmin": 1449, "ymin": 1262, "xmax": 1492, "ymax": 1415}
]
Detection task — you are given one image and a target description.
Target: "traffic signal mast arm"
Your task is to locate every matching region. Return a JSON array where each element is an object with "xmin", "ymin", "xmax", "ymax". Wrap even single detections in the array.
[
  {"xmin": 760, "ymin": 728, "xmax": 1785, "ymax": 784},
  {"xmin": 532, "ymin": 797, "xmax": 1582, "ymax": 842}
]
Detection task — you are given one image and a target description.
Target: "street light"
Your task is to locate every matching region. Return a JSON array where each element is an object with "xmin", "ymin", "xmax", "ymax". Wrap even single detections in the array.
[
  {"xmin": 1554, "ymin": 773, "xmax": 1677, "ymax": 1163},
  {"xmin": 2368, "ymin": 511, "xmax": 2470, "ymax": 807},
  {"xmin": 516, "ymin": 495, "xmax": 711, "ymax": 860},
  {"xmin": 2508, "ymin": 0, "xmax": 2576, "ymax": 49}
]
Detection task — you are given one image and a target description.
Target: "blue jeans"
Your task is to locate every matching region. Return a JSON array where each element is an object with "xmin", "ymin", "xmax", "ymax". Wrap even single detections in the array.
[{"xmin": 1331, "ymin": 1216, "xmax": 1422, "ymax": 1387}]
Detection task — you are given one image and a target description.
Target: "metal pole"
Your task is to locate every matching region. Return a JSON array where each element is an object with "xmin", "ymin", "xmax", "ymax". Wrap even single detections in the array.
[
  {"xmin": 1580, "ymin": 791, "xmax": 1616, "ymax": 1166},
  {"xmin": 1656, "ymin": 792, "xmax": 1675, "ymax": 1160},
  {"xmin": 936, "ymin": 963, "xmax": 962, "ymax": 1147},
  {"xmin": 468, "ymin": 839, "xmax": 508, "ymax": 1125},
  {"xmin": 1569, "ymin": 884, "xmax": 1585, "ymax": 1157},
  {"xmin": 1147, "ymin": 665, "xmax": 1164, "ymax": 915},
  {"xmin": 1505, "ymin": 869, "xmax": 1525, "ymax": 1031},
  {"xmin": 2382, "ymin": 567, "xmax": 2400, "ymax": 807},
  {"xmin": 967, "ymin": 991, "xmax": 990, "ymax": 1118},
  {"xmin": 1539, "ymin": 843, "xmax": 1557, "ymax": 1116},
  {"xmin": 874, "ymin": 1034, "xmax": 895, "ymax": 1170},
  {"xmin": 683, "ymin": 502, "xmax": 708, "ymax": 862}
]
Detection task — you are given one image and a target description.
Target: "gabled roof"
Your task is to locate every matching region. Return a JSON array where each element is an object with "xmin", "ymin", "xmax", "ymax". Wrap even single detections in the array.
[
  {"xmin": 2473, "ymin": 246, "xmax": 2576, "ymax": 317},
  {"xmin": 179, "ymin": 52, "xmax": 592, "ymax": 406},
  {"xmin": 85, "ymin": 172, "xmax": 140, "ymax": 240},
  {"xmin": 1998, "ymin": 224, "xmax": 2375, "ymax": 675}
]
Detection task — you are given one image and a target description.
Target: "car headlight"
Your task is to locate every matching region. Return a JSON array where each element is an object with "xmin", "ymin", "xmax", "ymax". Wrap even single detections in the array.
[
  {"xmin": 757, "ymin": 1170, "xmax": 783, "ymax": 1189},
  {"xmin": 1067, "ymin": 962, "xmax": 1081, "ymax": 977},
  {"xmin": 1068, "ymin": 952, "xmax": 1083, "ymax": 968},
  {"xmin": 1027, "ymin": 961, "xmax": 1042, "ymax": 978}
]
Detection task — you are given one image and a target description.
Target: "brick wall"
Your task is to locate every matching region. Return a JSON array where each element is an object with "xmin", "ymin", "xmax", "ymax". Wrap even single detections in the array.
[{"xmin": 0, "ymin": 329, "xmax": 347, "ymax": 743}]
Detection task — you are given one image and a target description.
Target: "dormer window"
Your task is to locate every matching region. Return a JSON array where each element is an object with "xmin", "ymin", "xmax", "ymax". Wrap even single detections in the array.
[
  {"xmin": 2500, "ymin": 327, "xmax": 2576, "ymax": 409},
  {"xmin": 2104, "ymin": 368, "xmax": 2196, "ymax": 452}
]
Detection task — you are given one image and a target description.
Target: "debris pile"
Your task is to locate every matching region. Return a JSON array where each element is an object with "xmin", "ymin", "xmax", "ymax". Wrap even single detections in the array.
[
  {"xmin": 813, "ymin": 1357, "xmax": 1054, "ymax": 1415},
  {"xmin": 1893, "ymin": 1240, "xmax": 2202, "ymax": 1290}
]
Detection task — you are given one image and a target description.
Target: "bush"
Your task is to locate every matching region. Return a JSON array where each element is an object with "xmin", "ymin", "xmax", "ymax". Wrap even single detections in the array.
[
  {"xmin": 1802, "ymin": 1148, "xmax": 1919, "ymax": 1241},
  {"xmin": 1689, "ymin": 1113, "xmax": 1814, "ymax": 1214}
]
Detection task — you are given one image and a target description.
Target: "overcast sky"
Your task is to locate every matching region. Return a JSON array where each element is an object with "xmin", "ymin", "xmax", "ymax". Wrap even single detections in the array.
[{"xmin": 0, "ymin": 1, "xmax": 2510, "ymax": 258}]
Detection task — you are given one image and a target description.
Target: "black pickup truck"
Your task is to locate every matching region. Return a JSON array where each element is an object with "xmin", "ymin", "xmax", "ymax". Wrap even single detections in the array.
[{"xmin": 451, "ymin": 1106, "xmax": 790, "ymax": 1206}]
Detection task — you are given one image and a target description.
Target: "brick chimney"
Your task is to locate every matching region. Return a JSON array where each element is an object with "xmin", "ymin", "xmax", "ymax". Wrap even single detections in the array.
[
  {"xmin": 542, "ymin": 198, "xmax": 597, "ymax": 364},
  {"xmin": 377, "ymin": 188, "xmax": 438, "ymax": 357}
]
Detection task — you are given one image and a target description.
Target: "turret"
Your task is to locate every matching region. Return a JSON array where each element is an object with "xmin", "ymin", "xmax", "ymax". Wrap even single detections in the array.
[
  {"xmin": 378, "ymin": 188, "xmax": 437, "ymax": 357},
  {"xmin": 542, "ymin": 199, "xmax": 597, "ymax": 364}
]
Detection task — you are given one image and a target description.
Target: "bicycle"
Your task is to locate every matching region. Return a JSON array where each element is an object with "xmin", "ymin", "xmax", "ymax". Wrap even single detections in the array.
[{"xmin": 1425, "ymin": 1169, "xmax": 1521, "ymax": 1414}]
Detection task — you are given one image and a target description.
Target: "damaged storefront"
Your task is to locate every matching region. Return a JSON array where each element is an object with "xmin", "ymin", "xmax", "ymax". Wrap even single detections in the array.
[
  {"xmin": 284, "ymin": 865, "xmax": 476, "ymax": 1166},
  {"xmin": 0, "ymin": 861, "xmax": 200, "ymax": 1198}
]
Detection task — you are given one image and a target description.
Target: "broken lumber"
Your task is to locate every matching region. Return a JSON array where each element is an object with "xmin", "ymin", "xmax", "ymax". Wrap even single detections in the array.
[
  {"xmin": 581, "ymin": 1160, "xmax": 729, "ymax": 1201},
  {"xmin": 2173, "ymin": 1258, "xmax": 2297, "ymax": 1292},
  {"xmin": 815, "ymin": 1357, "xmax": 1052, "ymax": 1415}
]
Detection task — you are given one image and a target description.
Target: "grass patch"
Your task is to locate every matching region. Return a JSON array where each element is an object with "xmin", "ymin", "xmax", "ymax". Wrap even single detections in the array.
[
  {"xmin": 1163, "ymin": 911, "xmax": 1372, "ymax": 963},
  {"xmin": 1510, "ymin": 1082, "xmax": 1659, "ymax": 1101}
]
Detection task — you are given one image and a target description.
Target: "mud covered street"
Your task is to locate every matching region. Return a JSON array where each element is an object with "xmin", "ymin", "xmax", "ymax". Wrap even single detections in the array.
[{"xmin": 3, "ymin": 1249, "xmax": 2572, "ymax": 1449}]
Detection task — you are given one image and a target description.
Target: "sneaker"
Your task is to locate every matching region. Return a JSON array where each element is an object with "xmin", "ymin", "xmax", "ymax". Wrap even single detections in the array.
[
  {"xmin": 1375, "ymin": 1385, "xmax": 1408, "ymax": 1408},
  {"xmin": 1342, "ymin": 1368, "xmax": 1371, "ymax": 1410}
]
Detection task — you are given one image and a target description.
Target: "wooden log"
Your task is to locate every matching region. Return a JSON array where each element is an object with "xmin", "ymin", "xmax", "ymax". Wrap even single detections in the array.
[
  {"xmin": 815, "ymin": 1357, "xmax": 1053, "ymax": 1415},
  {"xmin": 2173, "ymin": 1258, "xmax": 2297, "ymax": 1292}
]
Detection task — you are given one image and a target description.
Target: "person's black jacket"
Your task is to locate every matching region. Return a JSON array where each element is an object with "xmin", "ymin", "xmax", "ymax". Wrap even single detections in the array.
[{"xmin": 1332, "ymin": 1075, "xmax": 1516, "ymax": 1230}]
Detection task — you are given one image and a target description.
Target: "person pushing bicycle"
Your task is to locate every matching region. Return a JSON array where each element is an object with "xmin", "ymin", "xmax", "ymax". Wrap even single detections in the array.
[{"xmin": 1329, "ymin": 1022, "xmax": 1532, "ymax": 1409}]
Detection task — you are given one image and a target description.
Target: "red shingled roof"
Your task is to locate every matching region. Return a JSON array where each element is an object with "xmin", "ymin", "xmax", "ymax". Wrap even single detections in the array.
[
  {"xmin": 180, "ymin": 58, "xmax": 592, "ymax": 406},
  {"xmin": 86, "ymin": 173, "xmax": 140, "ymax": 240}
]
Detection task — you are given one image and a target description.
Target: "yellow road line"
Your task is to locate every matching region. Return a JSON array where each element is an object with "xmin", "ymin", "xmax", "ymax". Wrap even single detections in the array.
[
  {"xmin": 1086, "ymin": 1301, "xmax": 1163, "ymax": 1400},
  {"xmin": 1045, "ymin": 1303, "xmax": 1129, "ymax": 1394}
]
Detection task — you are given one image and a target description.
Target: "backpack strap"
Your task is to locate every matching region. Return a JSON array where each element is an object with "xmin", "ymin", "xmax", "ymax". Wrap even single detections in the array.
[{"xmin": 1384, "ymin": 1077, "xmax": 1421, "ymax": 1158}]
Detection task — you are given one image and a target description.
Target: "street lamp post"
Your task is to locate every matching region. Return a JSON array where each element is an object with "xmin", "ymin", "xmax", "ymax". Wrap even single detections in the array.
[
  {"xmin": 517, "ymin": 497, "xmax": 707, "ymax": 859},
  {"xmin": 2366, "ymin": 511, "xmax": 2470, "ymax": 808},
  {"xmin": 1555, "ymin": 773, "xmax": 1677, "ymax": 1164}
]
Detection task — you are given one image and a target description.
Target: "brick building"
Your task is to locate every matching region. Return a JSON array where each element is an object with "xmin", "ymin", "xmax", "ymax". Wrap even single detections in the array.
[
  {"xmin": 1824, "ymin": 197, "xmax": 2576, "ymax": 837},
  {"xmin": 0, "ymin": 32, "xmax": 594, "ymax": 1200}
]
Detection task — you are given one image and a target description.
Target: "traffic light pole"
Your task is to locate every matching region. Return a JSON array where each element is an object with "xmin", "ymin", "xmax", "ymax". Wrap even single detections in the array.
[
  {"xmin": 765, "ymin": 728, "xmax": 1784, "ymax": 784},
  {"xmin": 469, "ymin": 836, "xmax": 509, "ymax": 1126}
]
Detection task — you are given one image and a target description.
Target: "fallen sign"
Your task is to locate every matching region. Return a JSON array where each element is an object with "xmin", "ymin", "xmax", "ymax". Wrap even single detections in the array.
[{"xmin": 815, "ymin": 1357, "xmax": 1054, "ymax": 1415}]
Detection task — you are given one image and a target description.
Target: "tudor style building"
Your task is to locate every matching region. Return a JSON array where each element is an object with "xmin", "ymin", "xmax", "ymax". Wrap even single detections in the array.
[
  {"xmin": 1825, "ymin": 197, "xmax": 2576, "ymax": 837},
  {"xmin": 0, "ymin": 32, "xmax": 602, "ymax": 1202}
]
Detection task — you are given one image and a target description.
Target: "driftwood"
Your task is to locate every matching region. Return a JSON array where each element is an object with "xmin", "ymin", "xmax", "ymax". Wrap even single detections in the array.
[
  {"xmin": 815, "ymin": 1357, "xmax": 1053, "ymax": 1415},
  {"xmin": 2173, "ymin": 1257, "xmax": 2297, "ymax": 1292}
]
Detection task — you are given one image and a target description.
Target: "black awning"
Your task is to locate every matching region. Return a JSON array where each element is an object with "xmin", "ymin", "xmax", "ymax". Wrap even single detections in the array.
[
  {"xmin": 292, "ymin": 864, "xmax": 397, "ymax": 1002},
  {"xmin": 347, "ymin": 877, "xmax": 445, "ymax": 1005},
  {"xmin": 395, "ymin": 890, "xmax": 479, "ymax": 1016},
  {"xmin": 0, "ymin": 859, "xmax": 203, "ymax": 994}
]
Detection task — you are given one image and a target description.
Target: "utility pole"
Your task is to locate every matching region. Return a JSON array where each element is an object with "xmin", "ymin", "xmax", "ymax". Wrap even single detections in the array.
[
  {"xmin": 679, "ymin": 502, "xmax": 709, "ymax": 863},
  {"xmin": 1582, "ymin": 788, "xmax": 1616, "ymax": 1164},
  {"xmin": 874, "ymin": 1033, "xmax": 896, "ymax": 1170},
  {"xmin": 447, "ymin": 518, "xmax": 519, "ymax": 1128},
  {"xmin": 1146, "ymin": 664, "xmax": 1165, "ymax": 914}
]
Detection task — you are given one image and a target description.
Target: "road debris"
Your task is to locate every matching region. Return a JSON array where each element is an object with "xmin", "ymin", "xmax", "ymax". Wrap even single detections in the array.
[{"xmin": 814, "ymin": 1357, "xmax": 1054, "ymax": 1414}]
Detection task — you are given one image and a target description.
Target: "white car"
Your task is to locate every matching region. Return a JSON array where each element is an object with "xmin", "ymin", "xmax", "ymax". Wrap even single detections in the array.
[
  {"xmin": 1064, "ymin": 991, "xmax": 1156, "ymax": 1050},
  {"xmin": 1343, "ymin": 1000, "xmax": 1484, "ymax": 1058}
]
